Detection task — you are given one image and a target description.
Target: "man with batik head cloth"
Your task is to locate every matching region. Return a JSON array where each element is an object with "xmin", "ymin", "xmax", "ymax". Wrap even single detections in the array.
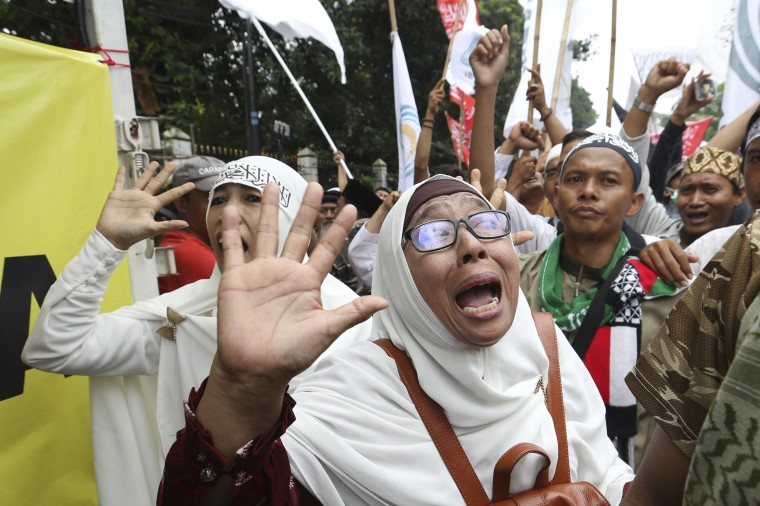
[
  {"xmin": 623, "ymin": 106, "xmax": 760, "ymax": 505},
  {"xmin": 676, "ymin": 146, "xmax": 745, "ymax": 247}
]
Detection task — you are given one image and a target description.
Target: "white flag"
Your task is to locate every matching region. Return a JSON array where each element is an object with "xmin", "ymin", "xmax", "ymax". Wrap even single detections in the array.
[
  {"xmin": 694, "ymin": 0, "xmax": 739, "ymax": 84},
  {"xmin": 720, "ymin": 0, "xmax": 760, "ymax": 127},
  {"xmin": 444, "ymin": 0, "xmax": 488, "ymax": 95},
  {"xmin": 503, "ymin": 0, "xmax": 587, "ymax": 137},
  {"xmin": 220, "ymin": 0, "xmax": 347, "ymax": 83},
  {"xmin": 392, "ymin": 32, "xmax": 421, "ymax": 192}
]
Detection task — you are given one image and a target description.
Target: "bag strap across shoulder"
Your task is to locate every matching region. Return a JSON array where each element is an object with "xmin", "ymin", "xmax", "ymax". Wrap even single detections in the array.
[
  {"xmin": 374, "ymin": 312, "xmax": 569, "ymax": 506},
  {"xmin": 374, "ymin": 339, "xmax": 490, "ymax": 506},
  {"xmin": 531, "ymin": 312, "xmax": 571, "ymax": 484}
]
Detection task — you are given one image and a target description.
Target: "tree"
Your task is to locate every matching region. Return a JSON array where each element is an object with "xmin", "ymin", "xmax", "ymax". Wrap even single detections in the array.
[
  {"xmin": 571, "ymin": 76, "xmax": 598, "ymax": 129},
  {"xmin": 570, "ymin": 35, "xmax": 599, "ymax": 129},
  {"xmin": 2, "ymin": 0, "xmax": 525, "ymax": 174}
]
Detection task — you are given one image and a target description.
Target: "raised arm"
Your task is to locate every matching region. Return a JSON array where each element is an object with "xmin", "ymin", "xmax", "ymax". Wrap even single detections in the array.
[
  {"xmin": 648, "ymin": 74, "xmax": 712, "ymax": 201},
  {"xmin": 23, "ymin": 162, "xmax": 195, "ymax": 374},
  {"xmin": 708, "ymin": 98, "xmax": 760, "ymax": 152},
  {"xmin": 469, "ymin": 25, "xmax": 511, "ymax": 199},
  {"xmin": 333, "ymin": 150, "xmax": 349, "ymax": 191},
  {"xmin": 414, "ymin": 79, "xmax": 446, "ymax": 184},
  {"xmin": 623, "ymin": 60, "xmax": 690, "ymax": 140},
  {"xmin": 526, "ymin": 64, "xmax": 567, "ymax": 145},
  {"xmin": 97, "ymin": 162, "xmax": 194, "ymax": 250}
]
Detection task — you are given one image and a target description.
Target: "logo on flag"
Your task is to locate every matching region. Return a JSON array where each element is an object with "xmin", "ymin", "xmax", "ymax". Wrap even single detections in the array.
[{"xmin": 392, "ymin": 32, "xmax": 421, "ymax": 191}]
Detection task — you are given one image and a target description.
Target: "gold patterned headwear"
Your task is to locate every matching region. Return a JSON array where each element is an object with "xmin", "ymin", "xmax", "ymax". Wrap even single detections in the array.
[{"xmin": 682, "ymin": 147, "xmax": 744, "ymax": 188}]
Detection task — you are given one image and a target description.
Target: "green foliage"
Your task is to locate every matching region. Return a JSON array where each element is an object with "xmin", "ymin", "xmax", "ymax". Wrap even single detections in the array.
[
  {"xmin": 572, "ymin": 34, "xmax": 598, "ymax": 62},
  {"xmin": 3, "ymin": 0, "xmax": 526, "ymax": 172},
  {"xmin": 0, "ymin": 0, "xmax": 80, "ymax": 45},
  {"xmin": 571, "ymin": 76, "xmax": 598, "ymax": 129}
]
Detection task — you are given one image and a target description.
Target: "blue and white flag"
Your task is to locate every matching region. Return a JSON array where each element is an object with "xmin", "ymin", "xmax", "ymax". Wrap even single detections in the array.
[
  {"xmin": 720, "ymin": 0, "xmax": 760, "ymax": 126},
  {"xmin": 392, "ymin": 32, "xmax": 420, "ymax": 191}
]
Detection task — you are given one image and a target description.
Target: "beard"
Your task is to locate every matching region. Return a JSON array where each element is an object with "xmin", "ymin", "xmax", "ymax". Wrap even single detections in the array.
[{"xmin": 565, "ymin": 227, "xmax": 601, "ymax": 243}]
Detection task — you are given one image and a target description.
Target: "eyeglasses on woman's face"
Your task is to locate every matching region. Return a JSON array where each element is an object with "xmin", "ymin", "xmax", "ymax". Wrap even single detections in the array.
[{"xmin": 401, "ymin": 210, "xmax": 511, "ymax": 253}]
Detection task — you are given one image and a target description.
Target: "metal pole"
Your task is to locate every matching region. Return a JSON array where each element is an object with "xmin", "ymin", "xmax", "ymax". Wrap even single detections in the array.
[
  {"xmin": 246, "ymin": 21, "xmax": 260, "ymax": 155},
  {"xmin": 86, "ymin": 0, "xmax": 159, "ymax": 301},
  {"xmin": 250, "ymin": 16, "xmax": 353, "ymax": 178}
]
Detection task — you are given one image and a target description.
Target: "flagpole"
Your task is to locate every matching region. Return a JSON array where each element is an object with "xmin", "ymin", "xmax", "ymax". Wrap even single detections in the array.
[
  {"xmin": 457, "ymin": 106, "xmax": 465, "ymax": 171},
  {"xmin": 606, "ymin": 0, "xmax": 617, "ymax": 127},
  {"xmin": 441, "ymin": 0, "xmax": 466, "ymax": 80},
  {"xmin": 388, "ymin": 0, "xmax": 398, "ymax": 33},
  {"xmin": 550, "ymin": 0, "xmax": 573, "ymax": 112},
  {"xmin": 527, "ymin": 0, "xmax": 543, "ymax": 125},
  {"xmin": 249, "ymin": 16, "xmax": 353, "ymax": 178}
]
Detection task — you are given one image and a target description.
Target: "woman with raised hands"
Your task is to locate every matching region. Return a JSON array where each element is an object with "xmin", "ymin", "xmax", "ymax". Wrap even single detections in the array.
[
  {"xmin": 159, "ymin": 170, "xmax": 634, "ymax": 504},
  {"xmin": 22, "ymin": 157, "xmax": 372, "ymax": 506}
]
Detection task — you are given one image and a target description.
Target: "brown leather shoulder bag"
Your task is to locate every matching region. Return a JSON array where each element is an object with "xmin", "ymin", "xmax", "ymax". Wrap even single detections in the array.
[{"xmin": 375, "ymin": 312, "xmax": 610, "ymax": 506}]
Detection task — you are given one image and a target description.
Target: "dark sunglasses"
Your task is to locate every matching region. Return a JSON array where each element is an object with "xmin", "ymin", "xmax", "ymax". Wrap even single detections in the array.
[{"xmin": 401, "ymin": 210, "xmax": 511, "ymax": 253}]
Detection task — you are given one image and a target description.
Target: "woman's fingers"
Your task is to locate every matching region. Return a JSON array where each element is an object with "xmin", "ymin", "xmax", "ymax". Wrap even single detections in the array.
[
  {"xmin": 157, "ymin": 182, "xmax": 195, "ymax": 207},
  {"xmin": 145, "ymin": 161, "xmax": 176, "ymax": 194},
  {"xmin": 220, "ymin": 206, "xmax": 246, "ymax": 270},
  {"xmin": 132, "ymin": 161, "xmax": 161, "ymax": 191},
  {"xmin": 512, "ymin": 230, "xmax": 534, "ymax": 246},
  {"xmin": 281, "ymin": 183, "xmax": 322, "ymax": 262},
  {"xmin": 490, "ymin": 179, "xmax": 507, "ymax": 210},
  {"xmin": 111, "ymin": 166, "xmax": 127, "ymax": 191},
  {"xmin": 253, "ymin": 183, "xmax": 282, "ymax": 259},
  {"xmin": 327, "ymin": 295, "xmax": 389, "ymax": 340},
  {"xmin": 469, "ymin": 168, "xmax": 483, "ymax": 193}
]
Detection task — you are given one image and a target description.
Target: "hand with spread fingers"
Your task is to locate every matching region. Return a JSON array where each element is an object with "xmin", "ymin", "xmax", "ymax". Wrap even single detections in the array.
[
  {"xmin": 200, "ymin": 183, "xmax": 389, "ymax": 446},
  {"xmin": 96, "ymin": 162, "xmax": 194, "ymax": 250}
]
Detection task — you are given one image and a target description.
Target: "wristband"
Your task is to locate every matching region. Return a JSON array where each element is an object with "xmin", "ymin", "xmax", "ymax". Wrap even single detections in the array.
[
  {"xmin": 421, "ymin": 118, "xmax": 435, "ymax": 126},
  {"xmin": 633, "ymin": 96, "xmax": 655, "ymax": 113},
  {"xmin": 540, "ymin": 108, "xmax": 553, "ymax": 122}
]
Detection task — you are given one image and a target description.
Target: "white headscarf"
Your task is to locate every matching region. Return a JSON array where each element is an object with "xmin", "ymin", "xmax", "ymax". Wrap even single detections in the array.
[
  {"xmin": 283, "ymin": 175, "xmax": 631, "ymax": 505},
  {"xmin": 93, "ymin": 156, "xmax": 370, "ymax": 476},
  {"xmin": 206, "ymin": 156, "xmax": 308, "ymax": 254}
]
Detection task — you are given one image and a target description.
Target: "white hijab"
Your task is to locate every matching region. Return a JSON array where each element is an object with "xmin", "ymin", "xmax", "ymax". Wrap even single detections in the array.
[
  {"xmin": 284, "ymin": 176, "xmax": 631, "ymax": 505},
  {"xmin": 88, "ymin": 158, "xmax": 371, "ymax": 505}
]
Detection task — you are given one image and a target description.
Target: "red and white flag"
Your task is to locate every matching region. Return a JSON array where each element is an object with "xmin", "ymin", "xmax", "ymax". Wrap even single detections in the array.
[
  {"xmin": 438, "ymin": 0, "xmax": 487, "ymax": 96},
  {"xmin": 650, "ymin": 116, "xmax": 713, "ymax": 160},
  {"xmin": 436, "ymin": 0, "xmax": 480, "ymax": 38},
  {"xmin": 445, "ymin": 111, "xmax": 472, "ymax": 168},
  {"xmin": 448, "ymin": 85, "xmax": 476, "ymax": 168}
]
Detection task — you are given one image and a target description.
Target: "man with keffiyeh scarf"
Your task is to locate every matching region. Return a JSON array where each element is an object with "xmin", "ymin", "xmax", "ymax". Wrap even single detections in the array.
[{"xmin": 518, "ymin": 133, "xmax": 681, "ymax": 469}]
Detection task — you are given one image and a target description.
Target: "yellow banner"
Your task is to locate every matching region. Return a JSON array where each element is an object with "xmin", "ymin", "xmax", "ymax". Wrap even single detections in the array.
[{"xmin": 0, "ymin": 33, "xmax": 132, "ymax": 505}]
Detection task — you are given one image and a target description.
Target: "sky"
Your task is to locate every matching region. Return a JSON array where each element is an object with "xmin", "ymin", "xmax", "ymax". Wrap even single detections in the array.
[{"xmin": 568, "ymin": 0, "xmax": 728, "ymax": 131}]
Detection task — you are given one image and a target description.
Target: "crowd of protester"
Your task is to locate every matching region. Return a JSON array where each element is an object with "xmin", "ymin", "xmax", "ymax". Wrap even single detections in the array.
[{"xmin": 20, "ymin": 22, "xmax": 760, "ymax": 506}]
